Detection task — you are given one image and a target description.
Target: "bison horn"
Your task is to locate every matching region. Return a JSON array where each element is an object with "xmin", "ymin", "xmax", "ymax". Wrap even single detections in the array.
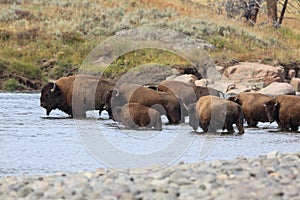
[
  {"xmin": 50, "ymin": 83, "xmax": 56, "ymax": 93},
  {"xmin": 274, "ymin": 102, "xmax": 278, "ymax": 106}
]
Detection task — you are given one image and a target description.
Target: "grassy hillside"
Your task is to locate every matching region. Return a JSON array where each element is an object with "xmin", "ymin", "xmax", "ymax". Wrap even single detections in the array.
[{"xmin": 0, "ymin": 0, "xmax": 299, "ymax": 90}]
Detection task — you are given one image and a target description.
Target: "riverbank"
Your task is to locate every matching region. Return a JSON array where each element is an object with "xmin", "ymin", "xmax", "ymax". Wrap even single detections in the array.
[
  {"xmin": 1, "ymin": 1, "xmax": 300, "ymax": 91},
  {"xmin": 1, "ymin": 151, "xmax": 299, "ymax": 199}
]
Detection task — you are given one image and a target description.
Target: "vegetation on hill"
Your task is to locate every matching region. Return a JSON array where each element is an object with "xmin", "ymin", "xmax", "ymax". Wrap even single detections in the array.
[{"xmin": 0, "ymin": 0, "xmax": 299, "ymax": 90}]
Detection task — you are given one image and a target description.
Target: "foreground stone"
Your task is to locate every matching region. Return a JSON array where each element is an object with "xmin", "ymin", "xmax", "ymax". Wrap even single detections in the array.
[{"xmin": 0, "ymin": 152, "xmax": 299, "ymax": 199}]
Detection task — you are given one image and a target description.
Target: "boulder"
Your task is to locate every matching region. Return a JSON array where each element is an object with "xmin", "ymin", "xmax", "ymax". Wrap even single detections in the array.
[
  {"xmin": 222, "ymin": 62, "xmax": 284, "ymax": 87},
  {"xmin": 290, "ymin": 78, "xmax": 300, "ymax": 92},
  {"xmin": 288, "ymin": 70, "xmax": 296, "ymax": 79},
  {"xmin": 225, "ymin": 83, "xmax": 260, "ymax": 96},
  {"xmin": 166, "ymin": 74, "xmax": 197, "ymax": 85},
  {"xmin": 194, "ymin": 79, "xmax": 215, "ymax": 87},
  {"xmin": 258, "ymin": 82, "xmax": 296, "ymax": 96}
]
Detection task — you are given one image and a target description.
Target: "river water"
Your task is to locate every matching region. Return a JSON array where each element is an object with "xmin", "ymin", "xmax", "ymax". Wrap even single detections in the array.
[{"xmin": 0, "ymin": 93, "xmax": 299, "ymax": 176}]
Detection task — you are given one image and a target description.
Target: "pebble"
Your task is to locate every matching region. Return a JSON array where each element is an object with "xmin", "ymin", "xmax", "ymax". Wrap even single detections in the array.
[{"xmin": 0, "ymin": 151, "xmax": 299, "ymax": 199}]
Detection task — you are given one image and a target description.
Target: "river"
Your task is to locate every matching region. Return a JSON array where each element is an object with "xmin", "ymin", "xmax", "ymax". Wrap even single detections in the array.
[{"xmin": 0, "ymin": 93, "xmax": 299, "ymax": 176}]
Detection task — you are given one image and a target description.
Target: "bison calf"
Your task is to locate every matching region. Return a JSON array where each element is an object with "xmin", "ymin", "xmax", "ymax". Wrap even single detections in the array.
[
  {"xmin": 264, "ymin": 95, "xmax": 300, "ymax": 131},
  {"xmin": 113, "ymin": 103, "xmax": 162, "ymax": 130},
  {"xmin": 188, "ymin": 95, "xmax": 244, "ymax": 134},
  {"xmin": 109, "ymin": 84, "xmax": 183, "ymax": 124}
]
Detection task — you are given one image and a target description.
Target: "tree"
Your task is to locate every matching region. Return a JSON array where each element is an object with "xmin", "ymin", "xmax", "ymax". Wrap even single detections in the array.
[
  {"xmin": 278, "ymin": 0, "xmax": 289, "ymax": 25},
  {"xmin": 246, "ymin": 0, "xmax": 261, "ymax": 25},
  {"xmin": 221, "ymin": 0, "xmax": 293, "ymax": 27},
  {"xmin": 266, "ymin": 0, "xmax": 289, "ymax": 27},
  {"xmin": 266, "ymin": 0, "xmax": 278, "ymax": 25}
]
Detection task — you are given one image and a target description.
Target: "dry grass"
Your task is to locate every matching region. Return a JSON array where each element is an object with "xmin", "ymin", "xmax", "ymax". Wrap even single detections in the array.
[{"xmin": 0, "ymin": 0, "xmax": 299, "ymax": 90}]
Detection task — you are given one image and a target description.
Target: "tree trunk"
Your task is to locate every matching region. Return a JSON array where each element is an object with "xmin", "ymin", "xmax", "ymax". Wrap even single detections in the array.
[
  {"xmin": 266, "ymin": 0, "xmax": 278, "ymax": 25},
  {"xmin": 248, "ymin": 0, "xmax": 261, "ymax": 25},
  {"xmin": 278, "ymin": 0, "xmax": 289, "ymax": 25}
]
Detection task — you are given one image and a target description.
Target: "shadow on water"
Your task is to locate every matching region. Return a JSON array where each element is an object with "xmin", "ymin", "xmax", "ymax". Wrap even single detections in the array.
[
  {"xmin": 40, "ymin": 116, "xmax": 72, "ymax": 120},
  {"xmin": 1, "ymin": 93, "xmax": 300, "ymax": 176}
]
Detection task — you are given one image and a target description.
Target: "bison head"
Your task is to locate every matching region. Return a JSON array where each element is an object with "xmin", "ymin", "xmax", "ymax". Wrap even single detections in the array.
[
  {"xmin": 264, "ymin": 99, "xmax": 279, "ymax": 123},
  {"xmin": 227, "ymin": 95, "xmax": 241, "ymax": 105},
  {"xmin": 104, "ymin": 89, "xmax": 127, "ymax": 120},
  {"xmin": 40, "ymin": 82, "xmax": 62, "ymax": 115}
]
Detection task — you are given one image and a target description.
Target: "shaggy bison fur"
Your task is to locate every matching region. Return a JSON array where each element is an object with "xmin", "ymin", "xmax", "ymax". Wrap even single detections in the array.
[
  {"xmin": 113, "ymin": 103, "xmax": 162, "ymax": 130},
  {"xmin": 228, "ymin": 92, "xmax": 274, "ymax": 127},
  {"xmin": 264, "ymin": 95, "xmax": 300, "ymax": 131},
  {"xmin": 188, "ymin": 95, "xmax": 244, "ymax": 134},
  {"xmin": 40, "ymin": 75, "xmax": 115, "ymax": 118}
]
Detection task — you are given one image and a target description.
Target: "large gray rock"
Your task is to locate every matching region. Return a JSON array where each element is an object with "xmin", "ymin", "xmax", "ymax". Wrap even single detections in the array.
[
  {"xmin": 223, "ymin": 62, "xmax": 284, "ymax": 87},
  {"xmin": 258, "ymin": 82, "xmax": 296, "ymax": 96},
  {"xmin": 166, "ymin": 74, "xmax": 197, "ymax": 85}
]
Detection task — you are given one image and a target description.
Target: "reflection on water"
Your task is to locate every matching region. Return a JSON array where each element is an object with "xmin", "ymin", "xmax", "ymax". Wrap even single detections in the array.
[{"xmin": 0, "ymin": 93, "xmax": 299, "ymax": 176}]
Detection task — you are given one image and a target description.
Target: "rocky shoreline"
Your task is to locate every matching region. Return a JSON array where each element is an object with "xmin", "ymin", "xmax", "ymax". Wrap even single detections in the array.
[{"xmin": 0, "ymin": 151, "xmax": 299, "ymax": 199}]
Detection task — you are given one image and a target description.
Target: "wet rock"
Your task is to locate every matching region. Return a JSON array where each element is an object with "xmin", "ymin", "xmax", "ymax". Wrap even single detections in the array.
[
  {"xmin": 258, "ymin": 82, "xmax": 296, "ymax": 96},
  {"xmin": 17, "ymin": 186, "xmax": 34, "ymax": 198},
  {"xmin": 166, "ymin": 74, "xmax": 197, "ymax": 84},
  {"xmin": 223, "ymin": 62, "xmax": 284, "ymax": 87},
  {"xmin": 0, "ymin": 152, "xmax": 300, "ymax": 199},
  {"xmin": 285, "ymin": 186, "xmax": 299, "ymax": 197}
]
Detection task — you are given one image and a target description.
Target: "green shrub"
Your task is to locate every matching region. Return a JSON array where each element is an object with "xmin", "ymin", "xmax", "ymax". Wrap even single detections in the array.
[
  {"xmin": 10, "ymin": 60, "xmax": 42, "ymax": 79},
  {"xmin": 0, "ymin": 59, "xmax": 8, "ymax": 72},
  {"xmin": 3, "ymin": 78, "xmax": 18, "ymax": 91},
  {"xmin": 209, "ymin": 36, "xmax": 229, "ymax": 49}
]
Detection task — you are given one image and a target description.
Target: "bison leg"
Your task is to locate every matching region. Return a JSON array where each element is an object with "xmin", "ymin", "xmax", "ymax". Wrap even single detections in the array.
[
  {"xmin": 236, "ymin": 122, "xmax": 245, "ymax": 134},
  {"xmin": 247, "ymin": 119, "xmax": 258, "ymax": 127},
  {"xmin": 200, "ymin": 122, "xmax": 209, "ymax": 133},
  {"xmin": 154, "ymin": 118, "xmax": 163, "ymax": 131},
  {"xmin": 290, "ymin": 125, "xmax": 298, "ymax": 132},
  {"xmin": 72, "ymin": 107, "xmax": 87, "ymax": 118},
  {"xmin": 226, "ymin": 123, "xmax": 234, "ymax": 133},
  {"xmin": 236, "ymin": 113, "xmax": 245, "ymax": 134},
  {"xmin": 279, "ymin": 118, "xmax": 290, "ymax": 131},
  {"xmin": 106, "ymin": 109, "xmax": 113, "ymax": 119}
]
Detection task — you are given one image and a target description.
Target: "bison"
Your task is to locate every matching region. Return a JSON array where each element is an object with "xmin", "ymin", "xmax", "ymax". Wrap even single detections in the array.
[
  {"xmin": 158, "ymin": 80, "xmax": 224, "ymax": 106},
  {"xmin": 113, "ymin": 103, "xmax": 162, "ymax": 130},
  {"xmin": 157, "ymin": 80, "xmax": 224, "ymax": 121},
  {"xmin": 264, "ymin": 95, "xmax": 300, "ymax": 131},
  {"xmin": 228, "ymin": 92, "xmax": 274, "ymax": 127},
  {"xmin": 40, "ymin": 75, "xmax": 115, "ymax": 118},
  {"xmin": 107, "ymin": 83, "xmax": 183, "ymax": 124},
  {"xmin": 188, "ymin": 95, "xmax": 244, "ymax": 134}
]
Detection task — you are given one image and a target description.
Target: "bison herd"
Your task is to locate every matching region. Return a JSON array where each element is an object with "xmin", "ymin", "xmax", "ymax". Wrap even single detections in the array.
[{"xmin": 40, "ymin": 75, "xmax": 300, "ymax": 133}]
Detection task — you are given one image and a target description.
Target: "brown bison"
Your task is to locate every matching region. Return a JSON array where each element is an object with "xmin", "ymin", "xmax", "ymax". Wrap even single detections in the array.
[
  {"xmin": 158, "ymin": 80, "xmax": 224, "ymax": 106},
  {"xmin": 113, "ymin": 103, "xmax": 162, "ymax": 130},
  {"xmin": 40, "ymin": 75, "xmax": 115, "ymax": 118},
  {"xmin": 228, "ymin": 92, "xmax": 274, "ymax": 127},
  {"xmin": 188, "ymin": 95, "xmax": 244, "ymax": 134},
  {"xmin": 107, "ymin": 84, "xmax": 183, "ymax": 124},
  {"xmin": 264, "ymin": 95, "xmax": 300, "ymax": 131}
]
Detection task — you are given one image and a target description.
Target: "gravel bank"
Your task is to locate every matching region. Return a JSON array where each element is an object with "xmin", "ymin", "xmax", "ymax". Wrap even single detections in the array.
[{"xmin": 1, "ymin": 151, "xmax": 299, "ymax": 200}]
